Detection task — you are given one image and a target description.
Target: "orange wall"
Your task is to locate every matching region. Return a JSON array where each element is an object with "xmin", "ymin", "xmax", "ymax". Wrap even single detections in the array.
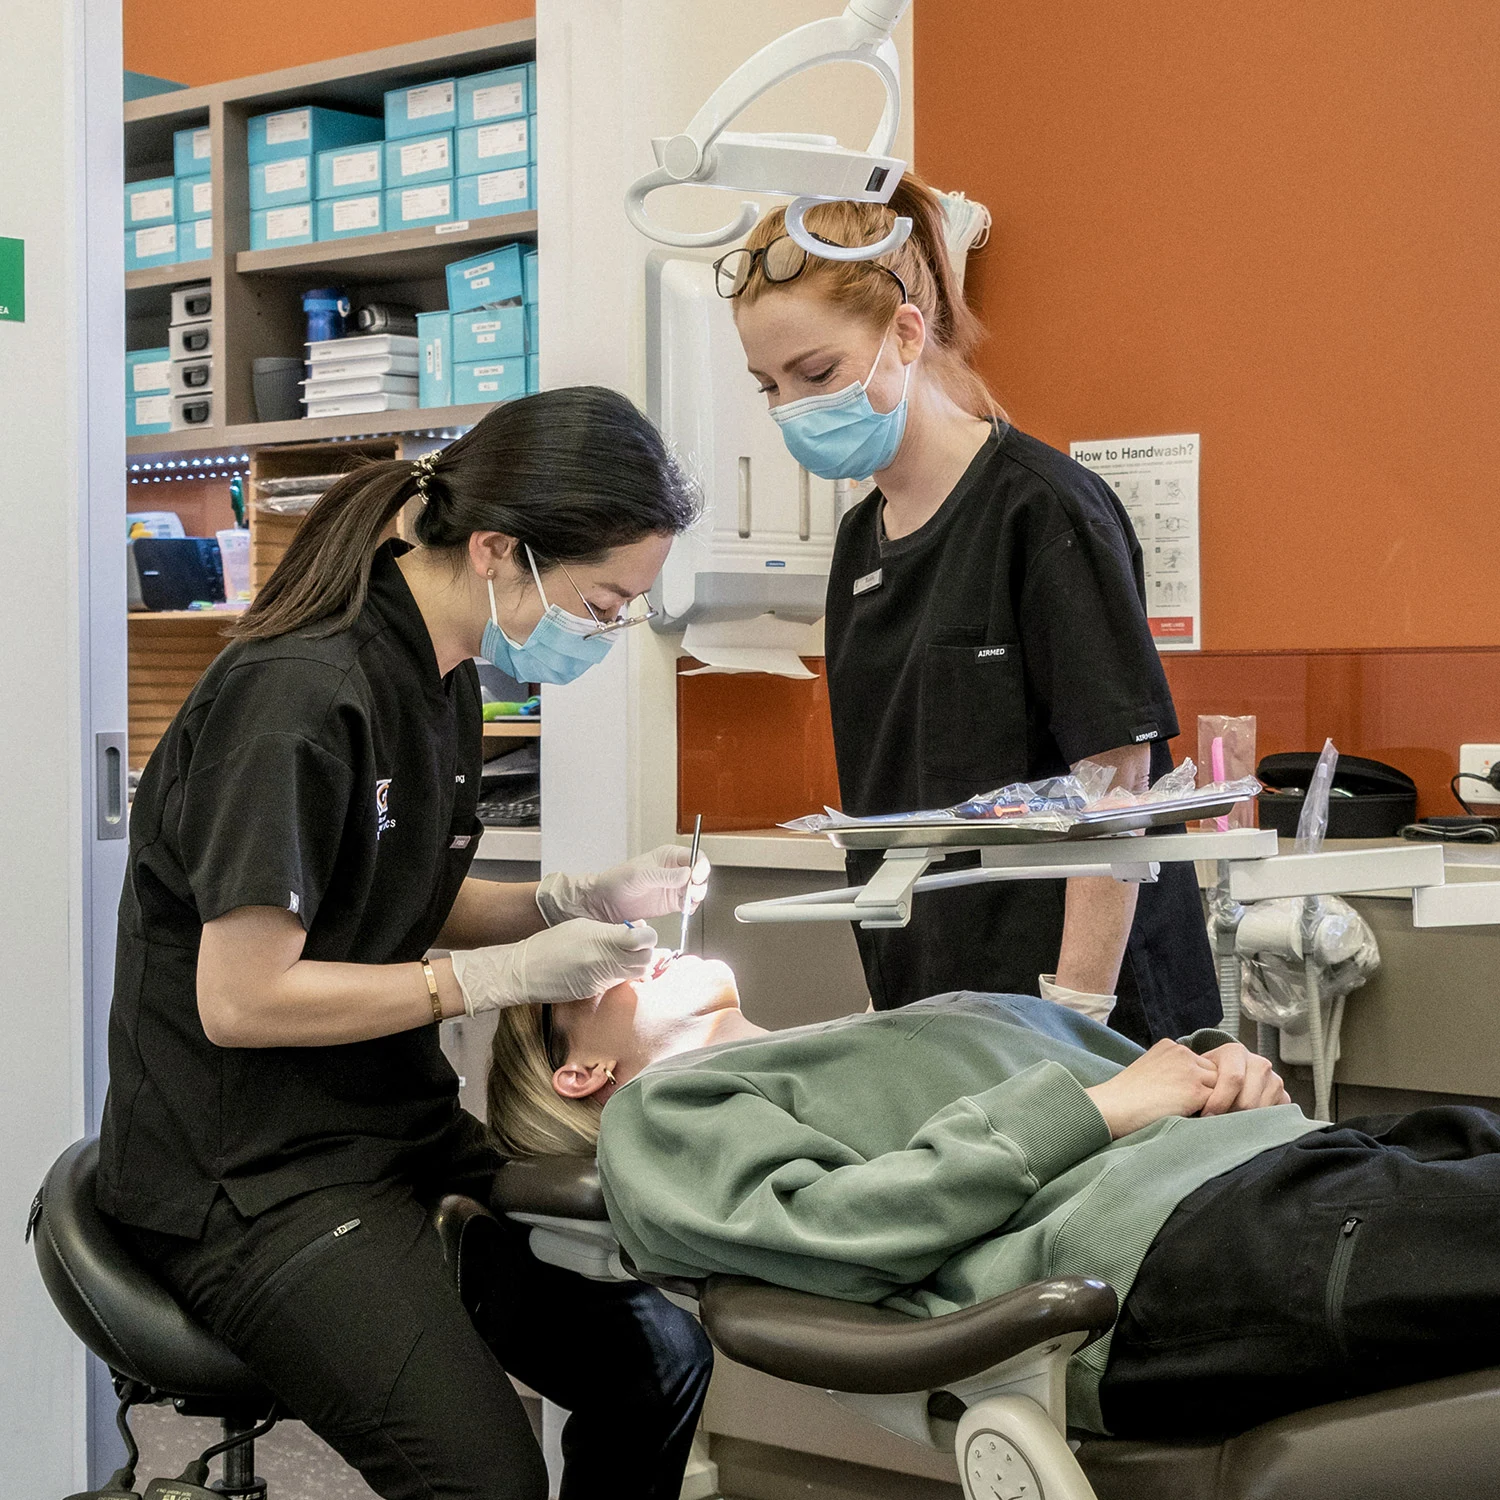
[
  {"xmin": 124, "ymin": 0, "xmax": 533, "ymax": 85},
  {"xmin": 914, "ymin": 3, "xmax": 1500, "ymax": 652}
]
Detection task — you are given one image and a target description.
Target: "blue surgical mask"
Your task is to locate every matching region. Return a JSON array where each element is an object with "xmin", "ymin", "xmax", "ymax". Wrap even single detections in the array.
[
  {"xmin": 481, "ymin": 546, "xmax": 615, "ymax": 686},
  {"xmin": 769, "ymin": 331, "xmax": 911, "ymax": 481}
]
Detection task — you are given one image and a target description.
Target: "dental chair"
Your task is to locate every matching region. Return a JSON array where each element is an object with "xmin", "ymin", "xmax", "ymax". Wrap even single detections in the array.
[
  {"xmin": 29, "ymin": 1138, "xmax": 501, "ymax": 1499},
  {"xmin": 493, "ymin": 1155, "xmax": 1500, "ymax": 1500}
]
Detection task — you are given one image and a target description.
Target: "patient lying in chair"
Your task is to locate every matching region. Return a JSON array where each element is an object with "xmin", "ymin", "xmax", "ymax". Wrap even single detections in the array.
[{"xmin": 487, "ymin": 956, "xmax": 1500, "ymax": 1439}]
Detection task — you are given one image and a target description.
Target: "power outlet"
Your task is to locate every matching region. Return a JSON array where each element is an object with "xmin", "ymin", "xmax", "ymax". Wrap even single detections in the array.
[{"xmin": 1459, "ymin": 743, "xmax": 1500, "ymax": 804}]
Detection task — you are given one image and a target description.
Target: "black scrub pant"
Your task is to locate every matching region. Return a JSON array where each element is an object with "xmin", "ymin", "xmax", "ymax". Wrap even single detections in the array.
[
  {"xmin": 125, "ymin": 1124, "xmax": 712, "ymax": 1500},
  {"xmin": 1100, "ymin": 1107, "xmax": 1500, "ymax": 1439}
]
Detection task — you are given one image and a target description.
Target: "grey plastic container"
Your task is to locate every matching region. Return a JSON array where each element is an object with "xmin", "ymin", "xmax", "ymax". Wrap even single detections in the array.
[{"xmin": 252, "ymin": 356, "xmax": 304, "ymax": 422}]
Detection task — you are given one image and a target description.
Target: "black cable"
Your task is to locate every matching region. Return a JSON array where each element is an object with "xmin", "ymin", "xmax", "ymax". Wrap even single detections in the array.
[
  {"xmin": 177, "ymin": 1405, "xmax": 279, "ymax": 1489},
  {"xmin": 1452, "ymin": 773, "xmax": 1480, "ymax": 816}
]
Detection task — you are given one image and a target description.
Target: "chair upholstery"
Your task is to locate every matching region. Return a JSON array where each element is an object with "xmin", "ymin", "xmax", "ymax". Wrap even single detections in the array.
[
  {"xmin": 33, "ymin": 1138, "xmax": 500, "ymax": 1418},
  {"xmin": 493, "ymin": 1154, "xmax": 606, "ymax": 1221},
  {"xmin": 700, "ymin": 1274, "xmax": 1117, "ymax": 1396},
  {"xmin": 1077, "ymin": 1368, "xmax": 1500, "ymax": 1500},
  {"xmin": 31, "ymin": 1138, "xmax": 270, "ymax": 1405}
]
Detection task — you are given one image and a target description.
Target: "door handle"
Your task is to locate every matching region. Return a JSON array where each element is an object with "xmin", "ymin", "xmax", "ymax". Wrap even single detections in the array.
[{"xmin": 95, "ymin": 732, "xmax": 127, "ymax": 840}]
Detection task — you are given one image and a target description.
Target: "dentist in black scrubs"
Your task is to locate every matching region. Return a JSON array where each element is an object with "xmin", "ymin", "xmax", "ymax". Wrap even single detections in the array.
[
  {"xmin": 723, "ymin": 175, "xmax": 1219, "ymax": 1044},
  {"xmin": 97, "ymin": 390, "xmax": 712, "ymax": 1500}
]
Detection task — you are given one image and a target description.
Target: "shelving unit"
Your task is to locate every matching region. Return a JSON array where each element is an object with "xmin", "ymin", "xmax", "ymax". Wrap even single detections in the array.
[
  {"xmin": 124, "ymin": 19, "xmax": 536, "ymax": 455},
  {"xmin": 121, "ymin": 21, "xmax": 541, "ymax": 810}
]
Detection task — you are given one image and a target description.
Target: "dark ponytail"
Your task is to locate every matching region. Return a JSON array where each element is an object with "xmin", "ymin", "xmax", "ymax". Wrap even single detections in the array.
[{"xmin": 235, "ymin": 386, "xmax": 699, "ymax": 642}]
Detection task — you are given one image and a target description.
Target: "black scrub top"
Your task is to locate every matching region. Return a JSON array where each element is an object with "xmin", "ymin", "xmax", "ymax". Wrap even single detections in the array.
[
  {"xmin": 825, "ymin": 423, "xmax": 1218, "ymax": 1044},
  {"xmin": 97, "ymin": 541, "xmax": 484, "ymax": 1238}
]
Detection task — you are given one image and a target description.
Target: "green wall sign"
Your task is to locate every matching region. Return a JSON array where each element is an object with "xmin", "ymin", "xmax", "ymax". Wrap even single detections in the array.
[{"xmin": 0, "ymin": 237, "xmax": 24, "ymax": 323}]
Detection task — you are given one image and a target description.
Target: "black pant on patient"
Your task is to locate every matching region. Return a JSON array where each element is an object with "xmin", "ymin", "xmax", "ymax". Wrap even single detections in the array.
[
  {"xmin": 124, "ymin": 1117, "xmax": 712, "ymax": 1500},
  {"xmin": 1101, "ymin": 1107, "xmax": 1500, "ymax": 1438}
]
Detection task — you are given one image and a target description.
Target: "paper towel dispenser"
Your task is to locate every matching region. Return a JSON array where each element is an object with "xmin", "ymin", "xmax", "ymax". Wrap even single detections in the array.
[{"xmin": 645, "ymin": 252, "xmax": 840, "ymax": 632}]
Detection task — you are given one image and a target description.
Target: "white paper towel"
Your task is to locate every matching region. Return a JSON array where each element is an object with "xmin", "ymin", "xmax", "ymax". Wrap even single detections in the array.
[{"xmin": 680, "ymin": 616, "xmax": 821, "ymax": 679}]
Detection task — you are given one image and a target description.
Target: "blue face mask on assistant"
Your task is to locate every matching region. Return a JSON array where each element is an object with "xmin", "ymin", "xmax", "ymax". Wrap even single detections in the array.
[
  {"xmin": 769, "ymin": 331, "xmax": 911, "ymax": 481},
  {"xmin": 481, "ymin": 546, "xmax": 615, "ymax": 686}
]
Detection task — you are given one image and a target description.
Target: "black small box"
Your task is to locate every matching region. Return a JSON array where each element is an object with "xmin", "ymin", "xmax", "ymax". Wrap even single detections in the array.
[
  {"xmin": 1257, "ymin": 752, "xmax": 1417, "ymax": 839},
  {"xmin": 128, "ymin": 537, "xmax": 225, "ymax": 612}
]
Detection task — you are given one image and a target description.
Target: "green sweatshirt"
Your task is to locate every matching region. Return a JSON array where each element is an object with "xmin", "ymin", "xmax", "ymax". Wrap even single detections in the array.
[{"xmin": 598, "ymin": 992, "xmax": 1318, "ymax": 1433}]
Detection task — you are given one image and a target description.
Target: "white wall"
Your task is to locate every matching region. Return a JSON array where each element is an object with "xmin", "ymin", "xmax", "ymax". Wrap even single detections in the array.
[
  {"xmin": 0, "ymin": 0, "xmax": 126, "ymax": 1490},
  {"xmin": 537, "ymin": 0, "xmax": 915, "ymax": 875}
]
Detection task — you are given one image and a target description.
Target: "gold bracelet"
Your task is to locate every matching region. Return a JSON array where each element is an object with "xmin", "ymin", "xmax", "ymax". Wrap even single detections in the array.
[{"xmin": 422, "ymin": 959, "xmax": 443, "ymax": 1026}]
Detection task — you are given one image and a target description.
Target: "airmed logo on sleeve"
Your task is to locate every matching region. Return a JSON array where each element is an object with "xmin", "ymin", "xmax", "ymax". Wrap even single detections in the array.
[{"xmin": 375, "ymin": 778, "xmax": 396, "ymax": 839}]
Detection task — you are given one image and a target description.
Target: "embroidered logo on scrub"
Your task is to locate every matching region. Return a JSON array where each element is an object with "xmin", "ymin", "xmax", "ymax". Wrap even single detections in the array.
[
  {"xmin": 975, "ymin": 646, "xmax": 1009, "ymax": 660},
  {"xmin": 1131, "ymin": 725, "xmax": 1161, "ymax": 743},
  {"xmin": 375, "ymin": 777, "xmax": 396, "ymax": 839}
]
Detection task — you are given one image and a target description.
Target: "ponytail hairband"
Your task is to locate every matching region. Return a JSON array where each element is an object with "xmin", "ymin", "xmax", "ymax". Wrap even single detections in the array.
[{"xmin": 411, "ymin": 451, "xmax": 438, "ymax": 503}]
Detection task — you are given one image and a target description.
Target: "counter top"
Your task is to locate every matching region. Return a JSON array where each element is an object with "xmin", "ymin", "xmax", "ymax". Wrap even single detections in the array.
[{"xmin": 476, "ymin": 827, "xmax": 541, "ymax": 862}]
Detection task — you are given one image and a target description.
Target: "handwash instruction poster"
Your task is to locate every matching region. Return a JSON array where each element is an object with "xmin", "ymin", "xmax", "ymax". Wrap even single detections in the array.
[{"xmin": 1070, "ymin": 433, "xmax": 1201, "ymax": 652}]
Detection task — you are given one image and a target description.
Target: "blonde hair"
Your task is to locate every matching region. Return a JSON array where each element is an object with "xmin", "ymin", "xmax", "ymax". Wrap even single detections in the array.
[
  {"xmin": 736, "ymin": 171, "xmax": 997, "ymax": 419},
  {"xmin": 486, "ymin": 1004, "xmax": 603, "ymax": 1158}
]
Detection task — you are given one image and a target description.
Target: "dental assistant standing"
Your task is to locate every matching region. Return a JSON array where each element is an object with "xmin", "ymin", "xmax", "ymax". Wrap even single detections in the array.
[
  {"xmin": 724, "ymin": 176, "xmax": 1218, "ymax": 1044},
  {"xmin": 96, "ymin": 389, "xmax": 712, "ymax": 1500}
]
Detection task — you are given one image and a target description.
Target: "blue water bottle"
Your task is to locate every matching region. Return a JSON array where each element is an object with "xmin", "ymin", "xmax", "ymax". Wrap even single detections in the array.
[{"xmin": 303, "ymin": 287, "xmax": 350, "ymax": 344}]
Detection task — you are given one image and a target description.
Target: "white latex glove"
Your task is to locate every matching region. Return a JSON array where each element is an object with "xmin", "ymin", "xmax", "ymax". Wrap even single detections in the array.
[
  {"xmin": 536, "ymin": 844, "xmax": 711, "ymax": 926},
  {"xmin": 449, "ymin": 919, "xmax": 657, "ymax": 1016},
  {"xmin": 1039, "ymin": 973, "xmax": 1117, "ymax": 1025}
]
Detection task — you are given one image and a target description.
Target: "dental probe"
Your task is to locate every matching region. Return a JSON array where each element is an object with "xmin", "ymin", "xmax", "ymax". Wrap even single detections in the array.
[{"xmin": 681, "ymin": 814, "xmax": 703, "ymax": 956}]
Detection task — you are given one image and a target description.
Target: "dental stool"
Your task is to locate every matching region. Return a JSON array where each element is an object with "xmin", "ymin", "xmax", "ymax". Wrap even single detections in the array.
[
  {"xmin": 30, "ymin": 1138, "xmax": 498, "ymax": 1499},
  {"xmin": 494, "ymin": 1155, "xmax": 1500, "ymax": 1500}
]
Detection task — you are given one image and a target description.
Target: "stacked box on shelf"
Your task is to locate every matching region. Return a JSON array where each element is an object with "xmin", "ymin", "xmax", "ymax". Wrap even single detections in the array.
[
  {"xmin": 301, "ymin": 334, "xmax": 420, "ymax": 418},
  {"xmin": 168, "ymin": 282, "xmax": 214, "ymax": 432},
  {"xmin": 248, "ymin": 105, "xmax": 381, "ymax": 250},
  {"xmin": 173, "ymin": 126, "xmax": 213, "ymax": 267},
  {"xmin": 126, "ymin": 348, "xmax": 173, "ymax": 436},
  {"xmin": 454, "ymin": 63, "xmax": 536, "ymax": 220},
  {"xmin": 419, "ymin": 243, "xmax": 534, "ymax": 408}
]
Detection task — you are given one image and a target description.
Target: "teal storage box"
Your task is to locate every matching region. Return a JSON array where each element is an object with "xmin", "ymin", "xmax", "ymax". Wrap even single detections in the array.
[
  {"xmin": 176, "ymin": 174, "xmax": 213, "ymax": 221},
  {"xmin": 526, "ymin": 353, "xmax": 539, "ymax": 394},
  {"xmin": 127, "ymin": 347, "xmax": 172, "ymax": 395},
  {"xmin": 458, "ymin": 65, "xmax": 527, "ymax": 127},
  {"xmin": 250, "ymin": 204, "xmax": 313, "ymax": 250},
  {"xmin": 174, "ymin": 125, "xmax": 212, "ymax": 175},
  {"xmin": 445, "ymin": 242, "xmax": 523, "ymax": 312},
  {"xmin": 385, "ymin": 78, "xmax": 456, "ymax": 139},
  {"xmin": 453, "ymin": 304, "xmax": 526, "ymax": 361},
  {"xmin": 248, "ymin": 107, "xmax": 380, "ymax": 164},
  {"xmin": 385, "ymin": 183, "xmax": 454, "ymax": 228},
  {"xmin": 126, "ymin": 177, "xmax": 175, "ymax": 228},
  {"xmin": 456, "ymin": 168, "xmax": 532, "ymax": 221},
  {"xmin": 526, "ymin": 301, "xmax": 538, "ymax": 352},
  {"xmin": 418, "ymin": 311, "xmax": 452, "ymax": 407},
  {"xmin": 316, "ymin": 193, "xmax": 383, "ymax": 240},
  {"xmin": 177, "ymin": 218, "xmax": 212, "ymax": 262},
  {"xmin": 125, "ymin": 223, "xmax": 179, "ymax": 270},
  {"xmin": 250, "ymin": 155, "xmax": 311, "ymax": 210},
  {"xmin": 528, "ymin": 109, "xmax": 538, "ymax": 163},
  {"xmin": 384, "ymin": 131, "xmax": 453, "ymax": 188},
  {"xmin": 457, "ymin": 118, "xmax": 529, "ymax": 176},
  {"xmin": 317, "ymin": 142, "xmax": 383, "ymax": 199},
  {"xmin": 127, "ymin": 389, "xmax": 174, "ymax": 435},
  {"xmin": 523, "ymin": 247, "xmax": 538, "ymax": 304},
  {"xmin": 453, "ymin": 358, "xmax": 525, "ymax": 404}
]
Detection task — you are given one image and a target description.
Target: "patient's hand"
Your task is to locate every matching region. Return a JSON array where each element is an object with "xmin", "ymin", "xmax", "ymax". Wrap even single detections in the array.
[
  {"xmin": 1197, "ymin": 1042, "xmax": 1292, "ymax": 1116},
  {"xmin": 1085, "ymin": 1040, "xmax": 1218, "ymax": 1139}
]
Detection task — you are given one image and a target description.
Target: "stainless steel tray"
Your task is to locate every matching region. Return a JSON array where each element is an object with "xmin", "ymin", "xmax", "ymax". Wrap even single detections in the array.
[{"xmin": 826, "ymin": 793, "xmax": 1245, "ymax": 850}]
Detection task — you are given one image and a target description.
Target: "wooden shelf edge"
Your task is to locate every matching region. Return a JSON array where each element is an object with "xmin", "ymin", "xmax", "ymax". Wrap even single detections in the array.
[
  {"xmin": 483, "ymin": 721, "xmax": 542, "ymax": 738},
  {"xmin": 226, "ymin": 402, "xmax": 499, "ymax": 447},
  {"xmin": 234, "ymin": 211, "xmax": 537, "ymax": 278},
  {"xmin": 126, "ymin": 264, "xmax": 213, "ymax": 293},
  {"xmin": 128, "ymin": 610, "xmax": 247, "ymax": 624},
  {"xmin": 124, "ymin": 22, "xmax": 536, "ymax": 126},
  {"xmin": 127, "ymin": 428, "xmax": 240, "ymax": 458}
]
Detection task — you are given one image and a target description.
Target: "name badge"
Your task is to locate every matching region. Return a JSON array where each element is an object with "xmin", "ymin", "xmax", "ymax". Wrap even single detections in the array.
[
  {"xmin": 853, "ymin": 568, "xmax": 883, "ymax": 596},
  {"xmin": 450, "ymin": 835, "xmax": 472, "ymax": 849}
]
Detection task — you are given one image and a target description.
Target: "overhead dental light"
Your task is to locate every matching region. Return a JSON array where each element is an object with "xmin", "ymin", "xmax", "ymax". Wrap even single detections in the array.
[{"xmin": 625, "ymin": 0, "xmax": 914, "ymax": 261}]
